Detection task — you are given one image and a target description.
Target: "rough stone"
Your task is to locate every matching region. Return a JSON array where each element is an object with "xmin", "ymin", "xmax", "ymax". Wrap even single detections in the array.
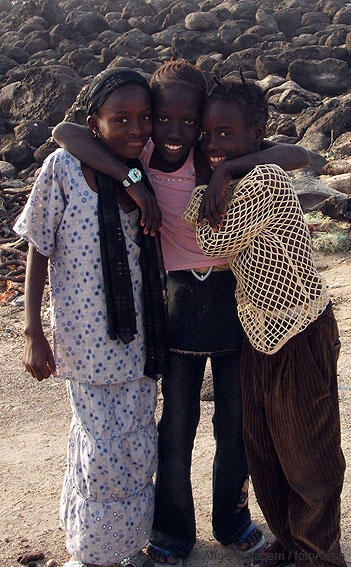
[
  {"xmin": 14, "ymin": 120, "xmax": 50, "ymax": 147},
  {"xmin": 0, "ymin": 66, "xmax": 83, "ymax": 125},
  {"xmin": 333, "ymin": 6, "xmax": 351, "ymax": 25},
  {"xmin": 121, "ymin": 0, "xmax": 154, "ymax": 19},
  {"xmin": 34, "ymin": 138, "xmax": 59, "ymax": 165},
  {"xmin": 171, "ymin": 30, "xmax": 224, "ymax": 62},
  {"xmin": 256, "ymin": 54, "xmax": 288, "ymax": 79},
  {"xmin": 217, "ymin": 21, "xmax": 241, "ymax": 43},
  {"xmin": 212, "ymin": 53, "xmax": 242, "ymax": 77},
  {"xmin": 299, "ymin": 131, "xmax": 330, "ymax": 153},
  {"xmin": 152, "ymin": 24, "xmax": 186, "ymax": 48},
  {"xmin": 232, "ymin": 32, "xmax": 262, "ymax": 52},
  {"xmin": 128, "ymin": 16, "xmax": 158, "ymax": 35},
  {"xmin": 331, "ymin": 133, "xmax": 351, "ymax": 157},
  {"xmin": 110, "ymin": 29, "xmax": 154, "ymax": 57},
  {"xmin": 0, "ymin": 55, "xmax": 17, "ymax": 76},
  {"xmin": 0, "ymin": 160, "xmax": 17, "ymax": 179},
  {"xmin": 313, "ymin": 193, "xmax": 351, "ymax": 221},
  {"xmin": 292, "ymin": 174, "xmax": 342, "ymax": 211},
  {"xmin": 0, "ymin": 140, "xmax": 34, "ymax": 170},
  {"xmin": 288, "ymin": 58, "xmax": 351, "ymax": 96},
  {"xmin": 230, "ymin": 0, "xmax": 257, "ymax": 20},
  {"xmin": 319, "ymin": 173, "xmax": 351, "ymax": 195},
  {"xmin": 185, "ymin": 11, "xmax": 220, "ymax": 30},
  {"xmin": 23, "ymin": 37, "xmax": 49, "ymax": 55},
  {"xmin": 267, "ymin": 81, "xmax": 322, "ymax": 113},
  {"xmin": 19, "ymin": 16, "xmax": 49, "ymax": 33},
  {"xmin": 1, "ymin": 46, "xmax": 29, "ymax": 64},
  {"xmin": 255, "ymin": 7, "xmax": 279, "ymax": 32},
  {"xmin": 66, "ymin": 11, "xmax": 110, "ymax": 35},
  {"xmin": 275, "ymin": 8, "xmax": 302, "ymax": 38}
]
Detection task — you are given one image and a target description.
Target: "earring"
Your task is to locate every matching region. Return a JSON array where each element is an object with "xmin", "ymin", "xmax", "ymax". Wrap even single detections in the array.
[{"xmin": 93, "ymin": 130, "xmax": 100, "ymax": 139}]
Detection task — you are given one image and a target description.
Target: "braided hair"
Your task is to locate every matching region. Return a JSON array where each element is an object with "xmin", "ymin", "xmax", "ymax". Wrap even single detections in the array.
[
  {"xmin": 208, "ymin": 75, "xmax": 268, "ymax": 127},
  {"xmin": 150, "ymin": 59, "xmax": 208, "ymax": 107}
]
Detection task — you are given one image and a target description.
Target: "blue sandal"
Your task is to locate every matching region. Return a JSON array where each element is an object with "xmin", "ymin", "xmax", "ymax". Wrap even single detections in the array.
[
  {"xmin": 147, "ymin": 544, "xmax": 183, "ymax": 567},
  {"xmin": 233, "ymin": 523, "xmax": 266, "ymax": 558}
]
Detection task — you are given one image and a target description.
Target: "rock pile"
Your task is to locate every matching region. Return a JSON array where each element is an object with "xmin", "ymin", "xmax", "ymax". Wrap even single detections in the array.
[{"xmin": 0, "ymin": 0, "xmax": 351, "ymax": 287}]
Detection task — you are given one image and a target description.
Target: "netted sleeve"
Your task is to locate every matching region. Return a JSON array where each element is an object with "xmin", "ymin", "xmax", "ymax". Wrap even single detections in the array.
[
  {"xmin": 182, "ymin": 184, "xmax": 207, "ymax": 227},
  {"xmin": 184, "ymin": 165, "xmax": 281, "ymax": 257},
  {"xmin": 13, "ymin": 150, "xmax": 67, "ymax": 257}
]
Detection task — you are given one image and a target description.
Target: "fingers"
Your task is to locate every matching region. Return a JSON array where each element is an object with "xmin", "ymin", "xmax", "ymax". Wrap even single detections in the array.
[
  {"xmin": 198, "ymin": 200, "xmax": 205, "ymax": 226},
  {"xmin": 140, "ymin": 197, "xmax": 161, "ymax": 236},
  {"xmin": 197, "ymin": 193, "xmax": 223, "ymax": 230},
  {"xmin": 126, "ymin": 184, "xmax": 162, "ymax": 236},
  {"xmin": 24, "ymin": 360, "xmax": 51, "ymax": 381}
]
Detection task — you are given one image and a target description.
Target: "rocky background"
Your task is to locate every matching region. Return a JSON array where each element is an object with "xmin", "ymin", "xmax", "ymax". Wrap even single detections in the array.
[{"xmin": 0, "ymin": 0, "xmax": 351, "ymax": 294}]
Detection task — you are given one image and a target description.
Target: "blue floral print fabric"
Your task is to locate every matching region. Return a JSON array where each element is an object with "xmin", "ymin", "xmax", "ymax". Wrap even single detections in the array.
[
  {"xmin": 14, "ymin": 149, "xmax": 158, "ymax": 564},
  {"xmin": 14, "ymin": 150, "xmax": 146, "ymax": 385},
  {"xmin": 61, "ymin": 378, "xmax": 157, "ymax": 564}
]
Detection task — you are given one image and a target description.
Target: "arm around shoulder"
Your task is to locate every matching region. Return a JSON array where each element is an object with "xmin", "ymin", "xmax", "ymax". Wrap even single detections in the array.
[{"xmin": 52, "ymin": 121, "xmax": 131, "ymax": 182}]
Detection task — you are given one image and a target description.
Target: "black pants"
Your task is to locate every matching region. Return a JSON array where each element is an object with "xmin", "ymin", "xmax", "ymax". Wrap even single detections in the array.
[
  {"xmin": 151, "ymin": 353, "xmax": 251, "ymax": 556},
  {"xmin": 241, "ymin": 306, "xmax": 346, "ymax": 567},
  {"xmin": 150, "ymin": 270, "xmax": 250, "ymax": 556}
]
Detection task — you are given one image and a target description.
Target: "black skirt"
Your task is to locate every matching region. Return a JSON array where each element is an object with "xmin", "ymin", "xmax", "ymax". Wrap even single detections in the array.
[{"xmin": 166, "ymin": 269, "xmax": 244, "ymax": 356}]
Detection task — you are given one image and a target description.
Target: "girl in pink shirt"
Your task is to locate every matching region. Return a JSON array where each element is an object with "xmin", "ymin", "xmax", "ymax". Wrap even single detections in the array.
[{"xmin": 53, "ymin": 60, "xmax": 309, "ymax": 567}]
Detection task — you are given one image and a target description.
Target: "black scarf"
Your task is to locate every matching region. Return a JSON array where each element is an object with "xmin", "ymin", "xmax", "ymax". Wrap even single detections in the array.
[{"xmin": 96, "ymin": 160, "xmax": 168, "ymax": 380}]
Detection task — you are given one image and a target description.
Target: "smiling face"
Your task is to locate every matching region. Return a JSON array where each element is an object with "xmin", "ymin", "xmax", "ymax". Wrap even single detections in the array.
[
  {"xmin": 201, "ymin": 99, "xmax": 266, "ymax": 169},
  {"xmin": 88, "ymin": 83, "xmax": 152, "ymax": 162},
  {"xmin": 151, "ymin": 85, "xmax": 202, "ymax": 171}
]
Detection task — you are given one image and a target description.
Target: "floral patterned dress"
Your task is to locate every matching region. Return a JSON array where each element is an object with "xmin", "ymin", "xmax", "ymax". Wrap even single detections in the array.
[{"xmin": 14, "ymin": 149, "xmax": 157, "ymax": 565}]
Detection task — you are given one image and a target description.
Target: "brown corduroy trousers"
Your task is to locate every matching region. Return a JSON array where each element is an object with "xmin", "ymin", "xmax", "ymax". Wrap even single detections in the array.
[{"xmin": 241, "ymin": 306, "xmax": 346, "ymax": 567}]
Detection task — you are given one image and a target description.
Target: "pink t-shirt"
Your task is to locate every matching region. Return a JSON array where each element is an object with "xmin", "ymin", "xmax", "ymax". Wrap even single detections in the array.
[{"xmin": 141, "ymin": 139, "xmax": 227, "ymax": 271}]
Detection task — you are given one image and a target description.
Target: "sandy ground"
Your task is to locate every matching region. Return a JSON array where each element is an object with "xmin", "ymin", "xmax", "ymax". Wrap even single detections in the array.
[{"xmin": 1, "ymin": 251, "xmax": 351, "ymax": 567}]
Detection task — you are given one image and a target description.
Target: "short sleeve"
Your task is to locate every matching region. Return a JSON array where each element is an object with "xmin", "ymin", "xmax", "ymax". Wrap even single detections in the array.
[{"xmin": 13, "ymin": 150, "xmax": 66, "ymax": 257}]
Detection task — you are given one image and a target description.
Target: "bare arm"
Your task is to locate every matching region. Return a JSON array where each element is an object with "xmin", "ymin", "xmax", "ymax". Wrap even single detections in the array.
[
  {"xmin": 52, "ymin": 122, "xmax": 162, "ymax": 236},
  {"xmin": 199, "ymin": 142, "xmax": 309, "ymax": 228},
  {"xmin": 23, "ymin": 245, "xmax": 56, "ymax": 381}
]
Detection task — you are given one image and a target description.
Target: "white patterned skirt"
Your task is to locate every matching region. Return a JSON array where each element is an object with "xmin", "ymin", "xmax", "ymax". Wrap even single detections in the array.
[{"xmin": 60, "ymin": 377, "xmax": 157, "ymax": 565}]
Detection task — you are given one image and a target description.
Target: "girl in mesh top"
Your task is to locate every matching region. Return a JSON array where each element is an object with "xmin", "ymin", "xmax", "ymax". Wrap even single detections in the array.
[
  {"xmin": 184, "ymin": 77, "xmax": 346, "ymax": 567},
  {"xmin": 52, "ymin": 60, "xmax": 309, "ymax": 565}
]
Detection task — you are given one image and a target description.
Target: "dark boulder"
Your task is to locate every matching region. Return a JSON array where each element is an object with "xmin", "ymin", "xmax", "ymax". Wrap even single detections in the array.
[
  {"xmin": 0, "ymin": 66, "xmax": 83, "ymax": 125},
  {"xmin": 171, "ymin": 30, "xmax": 224, "ymax": 63},
  {"xmin": 110, "ymin": 29, "xmax": 155, "ymax": 57},
  {"xmin": 288, "ymin": 58, "xmax": 351, "ymax": 96},
  {"xmin": 333, "ymin": 6, "xmax": 351, "ymax": 25},
  {"xmin": 14, "ymin": 120, "xmax": 50, "ymax": 147},
  {"xmin": 0, "ymin": 140, "xmax": 35, "ymax": 171},
  {"xmin": 1, "ymin": 46, "xmax": 29, "ymax": 64},
  {"xmin": 121, "ymin": 0, "xmax": 155, "ymax": 19},
  {"xmin": 185, "ymin": 11, "xmax": 220, "ymax": 30},
  {"xmin": 256, "ymin": 55, "xmax": 288, "ymax": 80},
  {"xmin": 66, "ymin": 11, "xmax": 110, "ymax": 35}
]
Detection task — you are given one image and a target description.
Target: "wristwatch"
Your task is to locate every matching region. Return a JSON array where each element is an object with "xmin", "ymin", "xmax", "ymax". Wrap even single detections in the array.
[{"xmin": 122, "ymin": 167, "xmax": 142, "ymax": 187}]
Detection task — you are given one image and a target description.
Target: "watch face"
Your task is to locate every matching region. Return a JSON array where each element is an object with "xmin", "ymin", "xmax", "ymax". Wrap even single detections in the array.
[{"xmin": 129, "ymin": 168, "xmax": 142, "ymax": 183}]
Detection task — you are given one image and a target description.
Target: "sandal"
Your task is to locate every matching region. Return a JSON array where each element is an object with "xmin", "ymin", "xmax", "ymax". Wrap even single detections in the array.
[
  {"xmin": 147, "ymin": 544, "xmax": 183, "ymax": 567},
  {"xmin": 121, "ymin": 551, "xmax": 155, "ymax": 567},
  {"xmin": 233, "ymin": 523, "xmax": 266, "ymax": 558},
  {"xmin": 63, "ymin": 561, "xmax": 87, "ymax": 567}
]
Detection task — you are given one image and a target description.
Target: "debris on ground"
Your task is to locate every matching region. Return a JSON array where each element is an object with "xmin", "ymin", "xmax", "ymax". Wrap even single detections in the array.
[{"xmin": 305, "ymin": 211, "xmax": 351, "ymax": 253}]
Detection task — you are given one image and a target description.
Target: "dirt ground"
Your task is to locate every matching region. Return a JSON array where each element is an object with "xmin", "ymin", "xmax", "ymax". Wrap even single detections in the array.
[{"xmin": 1, "ymin": 251, "xmax": 351, "ymax": 567}]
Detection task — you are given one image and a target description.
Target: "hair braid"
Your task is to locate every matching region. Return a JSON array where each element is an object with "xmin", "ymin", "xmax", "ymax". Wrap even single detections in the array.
[
  {"xmin": 151, "ymin": 59, "xmax": 208, "ymax": 105},
  {"xmin": 208, "ymin": 77, "xmax": 268, "ymax": 127}
]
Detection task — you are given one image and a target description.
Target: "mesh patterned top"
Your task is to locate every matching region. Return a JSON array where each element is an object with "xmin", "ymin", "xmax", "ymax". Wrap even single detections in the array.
[{"xmin": 183, "ymin": 164, "xmax": 330, "ymax": 354}]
